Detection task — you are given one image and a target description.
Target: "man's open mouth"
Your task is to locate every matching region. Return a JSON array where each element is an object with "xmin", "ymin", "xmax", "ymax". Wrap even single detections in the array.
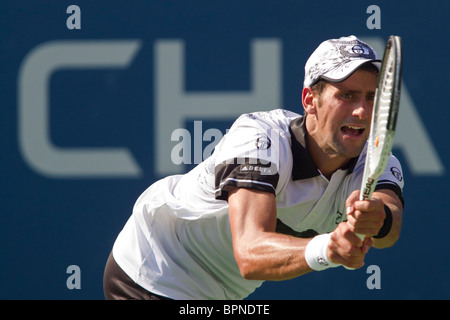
[{"xmin": 341, "ymin": 125, "xmax": 365, "ymax": 137}]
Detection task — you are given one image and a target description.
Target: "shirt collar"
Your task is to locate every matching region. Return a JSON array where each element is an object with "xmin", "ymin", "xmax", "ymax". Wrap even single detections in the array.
[{"xmin": 289, "ymin": 116, "xmax": 358, "ymax": 181}]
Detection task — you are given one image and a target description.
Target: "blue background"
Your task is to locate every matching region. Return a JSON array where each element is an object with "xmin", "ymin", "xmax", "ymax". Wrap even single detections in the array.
[{"xmin": 1, "ymin": 0, "xmax": 449, "ymax": 299}]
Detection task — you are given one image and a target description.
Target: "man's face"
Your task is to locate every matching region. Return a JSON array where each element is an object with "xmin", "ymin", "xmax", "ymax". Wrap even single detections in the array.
[{"xmin": 306, "ymin": 69, "xmax": 378, "ymax": 160}]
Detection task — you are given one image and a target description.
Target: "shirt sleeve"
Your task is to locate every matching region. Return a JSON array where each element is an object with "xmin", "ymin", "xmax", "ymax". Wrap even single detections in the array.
[
  {"xmin": 349, "ymin": 147, "xmax": 405, "ymax": 207},
  {"xmin": 213, "ymin": 113, "xmax": 286, "ymax": 201},
  {"xmin": 374, "ymin": 153, "xmax": 405, "ymax": 207}
]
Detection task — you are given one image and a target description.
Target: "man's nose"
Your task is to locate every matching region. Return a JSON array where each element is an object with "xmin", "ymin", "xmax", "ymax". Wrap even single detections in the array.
[{"xmin": 352, "ymin": 99, "xmax": 372, "ymax": 119}]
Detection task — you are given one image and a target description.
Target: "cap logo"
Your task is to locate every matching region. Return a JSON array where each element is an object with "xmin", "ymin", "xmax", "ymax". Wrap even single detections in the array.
[
  {"xmin": 336, "ymin": 41, "xmax": 376, "ymax": 60},
  {"xmin": 352, "ymin": 45, "xmax": 366, "ymax": 54}
]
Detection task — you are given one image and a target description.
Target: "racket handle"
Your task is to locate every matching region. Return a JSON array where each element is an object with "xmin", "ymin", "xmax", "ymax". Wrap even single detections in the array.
[{"xmin": 356, "ymin": 233, "xmax": 365, "ymax": 240}]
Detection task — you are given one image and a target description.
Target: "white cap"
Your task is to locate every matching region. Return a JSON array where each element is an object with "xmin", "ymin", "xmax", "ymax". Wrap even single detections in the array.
[{"xmin": 303, "ymin": 35, "xmax": 381, "ymax": 87}]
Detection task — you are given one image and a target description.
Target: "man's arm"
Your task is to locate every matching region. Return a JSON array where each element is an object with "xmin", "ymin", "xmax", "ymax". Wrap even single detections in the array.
[
  {"xmin": 227, "ymin": 186, "xmax": 312, "ymax": 280},
  {"xmin": 227, "ymin": 186, "xmax": 371, "ymax": 280},
  {"xmin": 345, "ymin": 189, "xmax": 403, "ymax": 249}
]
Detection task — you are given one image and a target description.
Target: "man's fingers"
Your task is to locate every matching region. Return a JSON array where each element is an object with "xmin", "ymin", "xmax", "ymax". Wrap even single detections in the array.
[
  {"xmin": 354, "ymin": 197, "xmax": 384, "ymax": 213},
  {"xmin": 345, "ymin": 190, "xmax": 360, "ymax": 212},
  {"xmin": 345, "ymin": 196, "xmax": 387, "ymax": 237},
  {"xmin": 328, "ymin": 223, "xmax": 370, "ymax": 268},
  {"xmin": 362, "ymin": 237, "xmax": 372, "ymax": 254}
]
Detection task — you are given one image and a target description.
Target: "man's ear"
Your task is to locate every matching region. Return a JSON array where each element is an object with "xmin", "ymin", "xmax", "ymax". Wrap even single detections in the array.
[{"xmin": 302, "ymin": 87, "xmax": 317, "ymax": 115}]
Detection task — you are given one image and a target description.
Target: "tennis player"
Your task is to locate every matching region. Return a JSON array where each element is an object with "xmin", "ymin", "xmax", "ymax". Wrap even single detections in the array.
[{"xmin": 103, "ymin": 35, "xmax": 404, "ymax": 300}]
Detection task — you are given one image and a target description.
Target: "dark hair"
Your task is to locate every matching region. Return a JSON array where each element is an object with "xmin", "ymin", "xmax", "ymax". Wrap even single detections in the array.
[
  {"xmin": 310, "ymin": 80, "xmax": 327, "ymax": 96},
  {"xmin": 310, "ymin": 62, "xmax": 379, "ymax": 96}
]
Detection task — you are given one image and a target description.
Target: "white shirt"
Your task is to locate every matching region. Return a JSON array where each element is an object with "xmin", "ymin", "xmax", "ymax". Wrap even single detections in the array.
[{"xmin": 112, "ymin": 109, "xmax": 404, "ymax": 300}]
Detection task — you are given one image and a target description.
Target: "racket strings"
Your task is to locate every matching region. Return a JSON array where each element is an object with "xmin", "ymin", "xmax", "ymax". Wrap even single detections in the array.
[{"xmin": 372, "ymin": 59, "xmax": 395, "ymax": 150}]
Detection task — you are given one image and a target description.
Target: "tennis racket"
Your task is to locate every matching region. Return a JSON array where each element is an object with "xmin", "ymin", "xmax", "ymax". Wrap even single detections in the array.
[{"xmin": 356, "ymin": 35, "xmax": 402, "ymax": 240}]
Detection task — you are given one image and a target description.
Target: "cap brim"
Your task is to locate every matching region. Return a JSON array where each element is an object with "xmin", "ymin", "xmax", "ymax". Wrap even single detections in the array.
[{"xmin": 319, "ymin": 59, "xmax": 381, "ymax": 84}]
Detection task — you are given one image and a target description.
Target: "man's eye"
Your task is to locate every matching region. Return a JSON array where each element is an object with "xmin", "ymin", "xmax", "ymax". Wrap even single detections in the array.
[
  {"xmin": 341, "ymin": 93, "xmax": 353, "ymax": 99},
  {"xmin": 367, "ymin": 95, "xmax": 375, "ymax": 101}
]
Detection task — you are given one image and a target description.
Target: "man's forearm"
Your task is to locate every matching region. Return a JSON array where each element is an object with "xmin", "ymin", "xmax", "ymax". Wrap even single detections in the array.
[
  {"xmin": 371, "ymin": 202, "xmax": 402, "ymax": 248},
  {"xmin": 234, "ymin": 232, "xmax": 313, "ymax": 281},
  {"xmin": 371, "ymin": 190, "xmax": 403, "ymax": 249}
]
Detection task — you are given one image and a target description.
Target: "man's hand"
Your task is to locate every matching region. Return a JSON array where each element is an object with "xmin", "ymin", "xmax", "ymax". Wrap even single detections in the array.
[
  {"xmin": 345, "ymin": 190, "xmax": 386, "ymax": 237},
  {"xmin": 327, "ymin": 188, "xmax": 403, "ymax": 269},
  {"xmin": 346, "ymin": 188, "xmax": 403, "ymax": 249},
  {"xmin": 327, "ymin": 189, "xmax": 386, "ymax": 269},
  {"xmin": 328, "ymin": 219, "xmax": 372, "ymax": 269}
]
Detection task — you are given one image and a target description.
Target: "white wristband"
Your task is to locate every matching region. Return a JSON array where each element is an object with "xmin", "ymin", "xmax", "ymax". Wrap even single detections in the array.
[{"xmin": 305, "ymin": 233, "xmax": 341, "ymax": 271}]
